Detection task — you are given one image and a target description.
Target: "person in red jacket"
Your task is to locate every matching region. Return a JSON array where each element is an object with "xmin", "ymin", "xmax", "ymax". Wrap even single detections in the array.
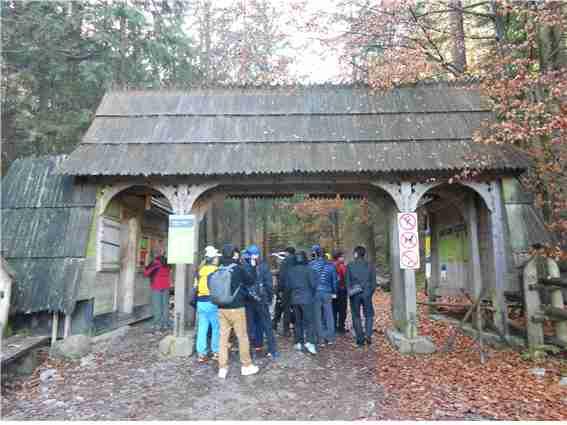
[
  {"xmin": 144, "ymin": 253, "xmax": 172, "ymax": 330},
  {"xmin": 332, "ymin": 250, "xmax": 348, "ymax": 334}
]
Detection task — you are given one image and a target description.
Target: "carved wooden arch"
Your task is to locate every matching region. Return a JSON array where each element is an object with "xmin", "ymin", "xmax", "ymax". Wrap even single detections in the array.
[
  {"xmin": 370, "ymin": 180, "xmax": 441, "ymax": 212},
  {"xmin": 152, "ymin": 183, "xmax": 219, "ymax": 218},
  {"xmin": 98, "ymin": 183, "xmax": 139, "ymax": 215}
]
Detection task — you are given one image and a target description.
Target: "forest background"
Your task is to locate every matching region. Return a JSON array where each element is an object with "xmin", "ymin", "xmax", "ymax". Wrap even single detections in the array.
[{"xmin": 1, "ymin": 0, "xmax": 566, "ymax": 265}]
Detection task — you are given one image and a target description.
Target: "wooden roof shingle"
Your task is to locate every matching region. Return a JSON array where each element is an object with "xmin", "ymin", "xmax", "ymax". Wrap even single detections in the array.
[
  {"xmin": 1, "ymin": 156, "xmax": 97, "ymax": 314},
  {"xmin": 58, "ymin": 84, "xmax": 531, "ymax": 177}
]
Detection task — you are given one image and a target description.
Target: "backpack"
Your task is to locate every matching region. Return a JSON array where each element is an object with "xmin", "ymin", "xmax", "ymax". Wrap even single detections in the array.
[{"xmin": 207, "ymin": 263, "xmax": 239, "ymax": 306}]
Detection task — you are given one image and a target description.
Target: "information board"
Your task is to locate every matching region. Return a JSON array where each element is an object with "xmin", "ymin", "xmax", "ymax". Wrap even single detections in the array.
[
  {"xmin": 167, "ymin": 214, "xmax": 195, "ymax": 264},
  {"xmin": 398, "ymin": 212, "xmax": 420, "ymax": 270}
]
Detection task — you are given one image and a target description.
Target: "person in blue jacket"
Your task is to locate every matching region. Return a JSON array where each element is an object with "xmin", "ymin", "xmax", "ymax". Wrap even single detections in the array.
[
  {"xmin": 310, "ymin": 244, "xmax": 338, "ymax": 346},
  {"xmin": 243, "ymin": 244, "xmax": 279, "ymax": 360}
]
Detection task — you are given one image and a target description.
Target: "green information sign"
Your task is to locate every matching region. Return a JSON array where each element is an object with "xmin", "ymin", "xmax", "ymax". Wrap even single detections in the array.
[{"xmin": 167, "ymin": 214, "xmax": 195, "ymax": 264}]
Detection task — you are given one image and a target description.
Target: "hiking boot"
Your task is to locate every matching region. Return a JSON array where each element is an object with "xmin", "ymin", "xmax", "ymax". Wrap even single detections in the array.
[
  {"xmin": 197, "ymin": 355, "xmax": 208, "ymax": 363},
  {"xmin": 218, "ymin": 368, "xmax": 228, "ymax": 379},
  {"xmin": 294, "ymin": 343, "xmax": 303, "ymax": 351},
  {"xmin": 305, "ymin": 343, "xmax": 317, "ymax": 355},
  {"xmin": 365, "ymin": 337, "xmax": 372, "ymax": 346},
  {"xmin": 211, "ymin": 352, "xmax": 219, "ymax": 361},
  {"xmin": 241, "ymin": 364, "xmax": 259, "ymax": 376}
]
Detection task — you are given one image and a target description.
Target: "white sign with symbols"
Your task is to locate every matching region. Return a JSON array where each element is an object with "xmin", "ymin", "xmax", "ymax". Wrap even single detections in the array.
[{"xmin": 398, "ymin": 212, "xmax": 420, "ymax": 270}]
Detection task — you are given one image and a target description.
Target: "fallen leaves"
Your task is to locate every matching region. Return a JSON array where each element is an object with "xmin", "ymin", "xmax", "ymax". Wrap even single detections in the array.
[{"xmin": 372, "ymin": 289, "xmax": 567, "ymax": 420}]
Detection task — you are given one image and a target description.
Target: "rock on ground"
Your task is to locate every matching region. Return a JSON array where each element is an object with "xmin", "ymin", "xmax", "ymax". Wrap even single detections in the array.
[{"xmin": 50, "ymin": 335, "xmax": 92, "ymax": 360}]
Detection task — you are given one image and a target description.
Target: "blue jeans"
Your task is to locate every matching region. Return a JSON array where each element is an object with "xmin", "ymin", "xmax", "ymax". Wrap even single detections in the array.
[
  {"xmin": 196, "ymin": 301, "xmax": 220, "ymax": 355},
  {"xmin": 314, "ymin": 292, "xmax": 335, "ymax": 343},
  {"xmin": 151, "ymin": 289, "xmax": 170, "ymax": 328},
  {"xmin": 350, "ymin": 293, "xmax": 375, "ymax": 345},
  {"xmin": 246, "ymin": 302, "xmax": 277, "ymax": 355}
]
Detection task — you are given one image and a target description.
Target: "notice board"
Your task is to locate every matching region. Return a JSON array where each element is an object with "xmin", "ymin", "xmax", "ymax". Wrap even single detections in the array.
[{"xmin": 167, "ymin": 214, "xmax": 195, "ymax": 264}]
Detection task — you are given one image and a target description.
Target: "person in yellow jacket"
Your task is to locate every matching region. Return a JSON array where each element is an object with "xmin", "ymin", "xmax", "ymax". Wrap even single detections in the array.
[{"xmin": 195, "ymin": 245, "xmax": 221, "ymax": 362}]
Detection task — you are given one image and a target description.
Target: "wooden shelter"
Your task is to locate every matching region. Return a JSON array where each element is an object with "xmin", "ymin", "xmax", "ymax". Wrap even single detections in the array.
[{"xmin": 6, "ymin": 83, "xmax": 550, "ymax": 353}]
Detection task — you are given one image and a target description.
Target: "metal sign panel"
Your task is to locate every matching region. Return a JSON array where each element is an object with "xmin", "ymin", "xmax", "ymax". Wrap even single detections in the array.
[
  {"xmin": 167, "ymin": 215, "xmax": 195, "ymax": 264},
  {"xmin": 398, "ymin": 212, "xmax": 420, "ymax": 270}
]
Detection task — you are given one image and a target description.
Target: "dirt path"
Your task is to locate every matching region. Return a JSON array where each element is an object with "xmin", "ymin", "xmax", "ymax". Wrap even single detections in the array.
[{"xmin": 2, "ymin": 325, "xmax": 385, "ymax": 420}]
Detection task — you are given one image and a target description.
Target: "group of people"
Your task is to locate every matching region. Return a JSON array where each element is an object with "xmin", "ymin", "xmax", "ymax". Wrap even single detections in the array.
[
  {"xmin": 145, "ymin": 241, "xmax": 377, "ymax": 379},
  {"xmin": 274, "ymin": 245, "xmax": 377, "ymax": 352}
]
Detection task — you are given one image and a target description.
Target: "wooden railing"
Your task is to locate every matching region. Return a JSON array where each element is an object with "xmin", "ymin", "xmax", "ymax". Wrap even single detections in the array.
[{"xmin": 522, "ymin": 256, "xmax": 567, "ymax": 351}]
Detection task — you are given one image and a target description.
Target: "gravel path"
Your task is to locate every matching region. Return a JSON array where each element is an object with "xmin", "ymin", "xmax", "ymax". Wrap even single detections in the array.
[{"xmin": 2, "ymin": 325, "xmax": 385, "ymax": 420}]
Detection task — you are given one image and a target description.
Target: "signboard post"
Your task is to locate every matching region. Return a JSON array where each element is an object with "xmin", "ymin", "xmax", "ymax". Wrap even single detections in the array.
[
  {"xmin": 398, "ymin": 212, "xmax": 420, "ymax": 270},
  {"xmin": 167, "ymin": 215, "xmax": 195, "ymax": 264}
]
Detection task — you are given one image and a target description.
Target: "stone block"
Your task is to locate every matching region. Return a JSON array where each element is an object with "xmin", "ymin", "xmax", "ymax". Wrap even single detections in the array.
[
  {"xmin": 51, "ymin": 334, "xmax": 92, "ymax": 360},
  {"xmin": 386, "ymin": 329, "xmax": 436, "ymax": 354},
  {"xmin": 91, "ymin": 326, "xmax": 130, "ymax": 344},
  {"xmin": 159, "ymin": 335, "xmax": 194, "ymax": 358}
]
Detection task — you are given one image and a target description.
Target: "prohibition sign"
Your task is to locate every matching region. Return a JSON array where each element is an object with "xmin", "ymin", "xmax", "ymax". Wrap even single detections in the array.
[
  {"xmin": 401, "ymin": 250, "xmax": 419, "ymax": 268},
  {"xmin": 399, "ymin": 213, "xmax": 417, "ymax": 231},
  {"xmin": 400, "ymin": 231, "xmax": 418, "ymax": 249}
]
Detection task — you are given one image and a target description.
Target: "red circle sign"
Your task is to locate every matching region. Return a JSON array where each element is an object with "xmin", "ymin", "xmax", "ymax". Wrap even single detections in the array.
[
  {"xmin": 399, "ymin": 213, "xmax": 417, "ymax": 231},
  {"xmin": 400, "ymin": 232, "xmax": 418, "ymax": 249},
  {"xmin": 401, "ymin": 251, "xmax": 419, "ymax": 268}
]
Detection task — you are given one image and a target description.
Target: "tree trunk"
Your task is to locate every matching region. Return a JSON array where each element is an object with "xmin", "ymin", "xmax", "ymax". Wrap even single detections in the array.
[{"xmin": 449, "ymin": 0, "xmax": 467, "ymax": 74}]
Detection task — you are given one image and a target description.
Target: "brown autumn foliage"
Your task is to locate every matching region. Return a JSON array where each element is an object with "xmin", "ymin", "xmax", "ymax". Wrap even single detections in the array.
[{"xmin": 320, "ymin": 0, "xmax": 567, "ymax": 259}]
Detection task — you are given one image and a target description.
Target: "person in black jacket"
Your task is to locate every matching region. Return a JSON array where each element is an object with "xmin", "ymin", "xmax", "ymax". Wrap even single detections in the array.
[
  {"xmin": 272, "ymin": 246, "xmax": 296, "ymax": 336},
  {"xmin": 217, "ymin": 244, "xmax": 259, "ymax": 379},
  {"xmin": 243, "ymin": 244, "xmax": 279, "ymax": 360},
  {"xmin": 345, "ymin": 246, "xmax": 377, "ymax": 348},
  {"xmin": 287, "ymin": 251, "xmax": 318, "ymax": 355}
]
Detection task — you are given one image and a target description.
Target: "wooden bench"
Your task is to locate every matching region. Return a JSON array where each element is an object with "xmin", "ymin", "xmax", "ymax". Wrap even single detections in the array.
[{"xmin": 1, "ymin": 334, "xmax": 49, "ymax": 367}]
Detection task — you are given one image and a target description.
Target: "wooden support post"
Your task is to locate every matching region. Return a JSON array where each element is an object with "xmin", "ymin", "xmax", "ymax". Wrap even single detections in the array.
[
  {"xmin": 429, "ymin": 214, "xmax": 440, "ymax": 306},
  {"xmin": 388, "ymin": 201, "xmax": 417, "ymax": 339},
  {"xmin": 465, "ymin": 197, "xmax": 483, "ymax": 300},
  {"xmin": 389, "ymin": 204, "xmax": 404, "ymax": 330},
  {"xmin": 206, "ymin": 204, "xmax": 214, "ymax": 245},
  {"xmin": 121, "ymin": 215, "xmax": 140, "ymax": 314},
  {"xmin": 548, "ymin": 258, "xmax": 567, "ymax": 343},
  {"xmin": 523, "ymin": 257, "xmax": 545, "ymax": 351},
  {"xmin": 243, "ymin": 198, "xmax": 251, "ymax": 246},
  {"xmin": 240, "ymin": 199, "xmax": 246, "ymax": 249},
  {"xmin": 64, "ymin": 314, "xmax": 71, "ymax": 338},
  {"xmin": 51, "ymin": 312, "xmax": 59, "ymax": 346},
  {"xmin": 174, "ymin": 264, "xmax": 187, "ymax": 337},
  {"xmin": 489, "ymin": 180, "xmax": 509, "ymax": 337}
]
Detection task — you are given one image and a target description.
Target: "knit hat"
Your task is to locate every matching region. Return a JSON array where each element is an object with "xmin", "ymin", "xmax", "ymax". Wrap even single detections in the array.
[
  {"xmin": 246, "ymin": 244, "xmax": 260, "ymax": 256},
  {"xmin": 311, "ymin": 244, "xmax": 322, "ymax": 256}
]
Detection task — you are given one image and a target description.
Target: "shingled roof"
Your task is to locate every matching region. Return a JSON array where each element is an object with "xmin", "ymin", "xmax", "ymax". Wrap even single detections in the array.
[
  {"xmin": 1, "ymin": 156, "xmax": 96, "ymax": 315},
  {"xmin": 58, "ymin": 84, "xmax": 530, "ymax": 177}
]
